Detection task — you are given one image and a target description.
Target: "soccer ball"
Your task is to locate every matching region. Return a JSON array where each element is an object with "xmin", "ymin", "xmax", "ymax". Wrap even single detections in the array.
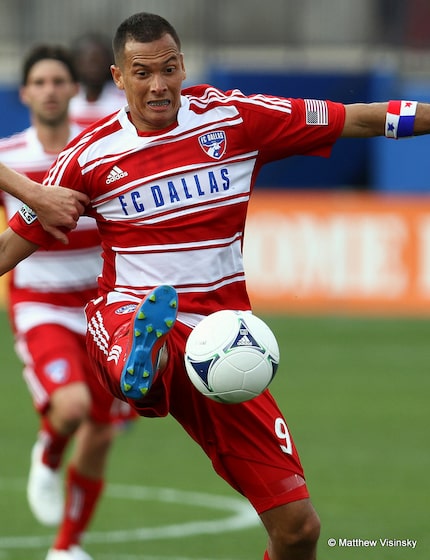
[{"xmin": 184, "ymin": 310, "xmax": 280, "ymax": 403}]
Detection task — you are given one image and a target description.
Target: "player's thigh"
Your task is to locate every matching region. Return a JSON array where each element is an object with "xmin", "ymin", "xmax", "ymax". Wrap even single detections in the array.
[
  {"xmin": 209, "ymin": 393, "xmax": 311, "ymax": 513},
  {"xmin": 84, "ymin": 296, "xmax": 140, "ymax": 424},
  {"xmin": 167, "ymin": 324, "xmax": 310, "ymax": 512},
  {"xmin": 174, "ymin": 388, "xmax": 310, "ymax": 512}
]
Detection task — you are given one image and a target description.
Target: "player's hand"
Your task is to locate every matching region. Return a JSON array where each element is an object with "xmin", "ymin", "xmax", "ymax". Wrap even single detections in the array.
[{"xmin": 31, "ymin": 186, "xmax": 90, "ymax": 245}]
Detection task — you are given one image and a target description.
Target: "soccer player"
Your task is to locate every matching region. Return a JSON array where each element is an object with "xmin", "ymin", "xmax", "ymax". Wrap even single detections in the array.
[
  {"xmin": 0, "ymin": 45, "xmax": 135, "ymax": 560},
  {"xmin": 69, "ymin": 32, "xmax": 125, "ymax": 128},
  {"xmin": 1, "ymin": 12, "xmax": 430, "ymax": 560}
]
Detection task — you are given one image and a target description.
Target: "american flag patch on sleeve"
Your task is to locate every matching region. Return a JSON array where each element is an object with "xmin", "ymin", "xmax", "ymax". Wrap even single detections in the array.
[{"xmin": 305, "ymin": 99, "xmax": 328, "ymax": 125}]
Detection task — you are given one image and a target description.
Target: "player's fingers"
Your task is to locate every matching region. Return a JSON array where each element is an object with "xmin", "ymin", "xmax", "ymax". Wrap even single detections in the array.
[
  {"xmin": 45, "ymin": 226, "xmax": 70, "ymax": 245},
  {"xmin": 74, "ymin": 202, "xmax": 86, "ymax": 217},
  {"xmin": 72, "ymin": 190, "xmax": 90, "ymax": 210},
  {"xmin": 68, "ymin": 207, "xmax": 80, "ymax": 221}
]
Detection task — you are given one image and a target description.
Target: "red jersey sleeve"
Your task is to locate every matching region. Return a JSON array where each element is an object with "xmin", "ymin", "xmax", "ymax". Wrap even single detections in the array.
[
  {"xmin": 232, "ymin": 92, "xmax": 346, "ymax": 164},
  {"xmin": 8, "ymin": 203, "xmax": 58, "ymax": 249}
]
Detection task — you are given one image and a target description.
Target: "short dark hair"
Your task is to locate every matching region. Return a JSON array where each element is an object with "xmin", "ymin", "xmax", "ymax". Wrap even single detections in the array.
[
  {"xmin": 113, "ymin": 12, "xmax": 181, "ymax": 63},
  {"xmin": 22, "ymin": 45, "xmax": 78, "ymax": 85}
]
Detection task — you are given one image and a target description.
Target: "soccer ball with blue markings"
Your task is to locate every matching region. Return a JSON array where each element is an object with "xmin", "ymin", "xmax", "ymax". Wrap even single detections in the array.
[{"xmin": 184, "ymin": 310, "xmax": 280, "ymax": 403}]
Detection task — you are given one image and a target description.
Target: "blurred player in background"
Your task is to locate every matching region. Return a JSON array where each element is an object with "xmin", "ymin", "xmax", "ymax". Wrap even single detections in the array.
[
  {"xmin": 69, "ymin": 32, "xmax": 125, "ymax": 128},
  {"xmin": 0, "ymin": 45, "xmax": 135, "ymax": 560}
]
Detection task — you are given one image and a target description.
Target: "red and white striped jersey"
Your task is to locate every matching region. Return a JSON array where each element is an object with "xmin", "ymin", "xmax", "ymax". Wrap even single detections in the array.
[
  {"xmin": 69, "ymin": 83, "xmax": 125, "ymax": 129},
  {"xmin": 0, "ymin": 125, "xmax": 102, "ymax": 333},
  {"xmin": 10, "ymin": 85, "xmax": 345, "ymax": 318}
]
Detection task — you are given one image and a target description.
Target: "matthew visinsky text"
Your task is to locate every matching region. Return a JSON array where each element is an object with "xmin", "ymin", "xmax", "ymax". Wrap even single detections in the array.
[{"xmin": 336, "ymin": 538, "xmax": 417, "ymax": 548}]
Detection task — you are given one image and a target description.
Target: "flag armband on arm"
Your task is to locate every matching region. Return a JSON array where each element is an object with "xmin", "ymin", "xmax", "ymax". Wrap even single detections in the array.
[{"xmin": 385, "ymin": 100, "xmax": 417, "ymax": 139}]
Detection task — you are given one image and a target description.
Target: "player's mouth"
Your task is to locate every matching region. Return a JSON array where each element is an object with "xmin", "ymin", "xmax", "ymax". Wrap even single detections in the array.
[
  {"xmin": 147, "ymin": 100, "xmax": 170, "ymax": 109},
  {"xmin": 43, "ymin": 104, "xmax": 60, "ymax": 113}
]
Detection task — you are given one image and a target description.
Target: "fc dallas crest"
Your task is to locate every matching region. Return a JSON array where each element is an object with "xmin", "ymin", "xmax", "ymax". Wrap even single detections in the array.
[{"xmin": 198, "ymin": 131, "xmax": 226, "ymax": 159}]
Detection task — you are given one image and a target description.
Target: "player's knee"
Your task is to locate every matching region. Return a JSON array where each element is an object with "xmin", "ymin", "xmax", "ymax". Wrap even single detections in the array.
[
  {"xmin": 87, "ymin": 421, "xmax": 116, "ymax": 450},
  {"xmin": 290, "ymin": 506, "xmax": 320, "ymax": 548},
  {"xmin": 273, "ymin": 509, "xmax": 319, "ymax": 551},
  {"xmin": 262, "ymin": 499, "xmax": 320, "ymax": 557},
  {"xmin": 49, "ymin": 382, "xmax": 91, "ymax": 432}
]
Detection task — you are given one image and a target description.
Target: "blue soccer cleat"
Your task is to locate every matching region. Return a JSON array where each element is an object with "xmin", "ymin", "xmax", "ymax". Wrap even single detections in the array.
[{"xmin": 120, "ymin": 285, "xmax": 178, "ymax": 399}]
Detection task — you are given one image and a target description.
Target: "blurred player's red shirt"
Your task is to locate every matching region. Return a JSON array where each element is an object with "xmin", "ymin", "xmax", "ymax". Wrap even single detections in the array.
[
  {"xmin": 0, "ymin": 125, "xmax": 101, "ymax": 332},
  {"xmin": 0, "ymin": 124, "xmax": 137, "ymax": 423},
  {"xmin": 69, "ymin": 82, "xmax": 125, "ymax": 129}
]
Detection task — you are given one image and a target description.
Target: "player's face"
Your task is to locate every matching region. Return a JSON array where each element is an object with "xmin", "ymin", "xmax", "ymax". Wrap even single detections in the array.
[
  {"xmin": 20, "ymin": 60, "xmax": 78, "ymax": 127},
  {"xmin": 111, "ymin": 34, "xmax": 186, "ymax": 132},
  {"xmin": 77, "ymin": 42, "xmax": 112, "ymax": 88}
]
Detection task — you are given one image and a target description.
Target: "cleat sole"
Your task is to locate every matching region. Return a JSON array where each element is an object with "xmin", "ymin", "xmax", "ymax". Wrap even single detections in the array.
[{"xmin": 120, "ymin": 285, "xmax": 178, "ymax": 399}]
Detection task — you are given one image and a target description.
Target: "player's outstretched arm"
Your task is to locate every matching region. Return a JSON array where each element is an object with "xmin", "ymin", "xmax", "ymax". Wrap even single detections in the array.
[
  {"xmin": 0, "ymin": 227, "xmax": 39, "ymax": 276},
  {"xmin": 342, "ymin": 101, "xmax": 430, "ymax": 138},
  {"xmin": 0, "ymin": 162, "xmax": 89, "ymax": 244}
]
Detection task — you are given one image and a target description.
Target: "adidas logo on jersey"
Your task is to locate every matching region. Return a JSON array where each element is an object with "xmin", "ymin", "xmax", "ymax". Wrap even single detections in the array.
[{"xmin": 106, "ymin": 165, "xmax": 128, "ymax": 184}]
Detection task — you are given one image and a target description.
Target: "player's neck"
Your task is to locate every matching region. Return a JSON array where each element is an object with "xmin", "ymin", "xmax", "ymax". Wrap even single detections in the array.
[
  {"xmin": 34, "ymin": 120, "xmax": 72, "ymax": 154},
  {"xmin": 84, "ymin": 84, "xmax": 104, "ymax": 102}
]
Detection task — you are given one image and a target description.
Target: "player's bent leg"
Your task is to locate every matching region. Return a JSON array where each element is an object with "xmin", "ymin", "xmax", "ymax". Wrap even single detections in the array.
[
  {"xmin": 72, "ymin": 419, "xmax": 115, "ymax": 477},
  {"xmin": 120, "ymin": 285, "xmax": 178, "ymax": 400},
  {"xmin": 27, "ymin": 384, "xmax": 91, "ymax": 526},
  {"xmin": 260, "ymin": 498, "xmax": 320, "ymax": 560}
]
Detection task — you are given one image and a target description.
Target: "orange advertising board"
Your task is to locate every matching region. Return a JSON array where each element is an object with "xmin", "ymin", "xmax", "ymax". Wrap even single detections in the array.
[
  {"xmin": 244, "ymin": 191, "xmax": 430, "ymax": 315},
  {"xmin": 1, "ymin": 192, "xmax": 430, "ymax": 315}
]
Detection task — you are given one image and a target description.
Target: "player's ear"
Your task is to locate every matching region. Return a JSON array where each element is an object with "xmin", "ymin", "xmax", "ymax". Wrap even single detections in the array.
[
  {"xmin": 71, "ymin": 82, "xmax": 79, "ymax": 98},
  {"xmin": 111, "ymin": 65, "xmax": 124, "ymax": 90},
  {"xmin": 19, "ymin": 85, "xmax": 30, "ymax": 106}
]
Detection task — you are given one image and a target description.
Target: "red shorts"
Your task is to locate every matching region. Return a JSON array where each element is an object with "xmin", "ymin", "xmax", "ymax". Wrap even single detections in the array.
[
  {"xmin": 19, "ymin": 323, "xmax": 137, "ymax": 425},
  {"xmin": 86, "ymin": 297, "xmax": 309, "ymax": 513}
]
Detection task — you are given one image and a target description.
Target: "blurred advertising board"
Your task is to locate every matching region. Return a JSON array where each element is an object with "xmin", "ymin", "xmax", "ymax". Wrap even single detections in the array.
[
  {"xmin": 244, "ymin": 191, "xmax": 430, "ymax": 315},
  {"xmin": 1, "ymin": 193, "xmax": 430, "ymax": 315}
]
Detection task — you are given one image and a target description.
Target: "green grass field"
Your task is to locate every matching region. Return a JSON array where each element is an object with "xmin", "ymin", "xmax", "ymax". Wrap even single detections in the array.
[{"xmin": 0, "ymin": 310, "xmax": 428, "ymax": 560}]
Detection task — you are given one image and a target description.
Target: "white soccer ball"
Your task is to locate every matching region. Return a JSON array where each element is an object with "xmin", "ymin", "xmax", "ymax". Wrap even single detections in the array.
[{"xmin": 184, "ymin": 310, "xmax": 280, "ymax": 403}]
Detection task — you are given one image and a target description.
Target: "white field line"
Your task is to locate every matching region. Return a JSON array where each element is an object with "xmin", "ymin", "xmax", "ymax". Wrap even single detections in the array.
[{"xmin": 0, "ymin": 481, "xmax": 260, "ymax": 550}]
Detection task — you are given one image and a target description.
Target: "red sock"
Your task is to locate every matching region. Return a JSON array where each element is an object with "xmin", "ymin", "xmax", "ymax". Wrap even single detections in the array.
[
  {"xmin": 53, "ymin": 466, "xmax": 104, "ymax": 550},
  {"xmin": 263, "ymin": 552, "xmax": 271, "ymax": 560},
  {"xmin": 40, "ymin": 416, "xmax": 70, "ymax": 469}
]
